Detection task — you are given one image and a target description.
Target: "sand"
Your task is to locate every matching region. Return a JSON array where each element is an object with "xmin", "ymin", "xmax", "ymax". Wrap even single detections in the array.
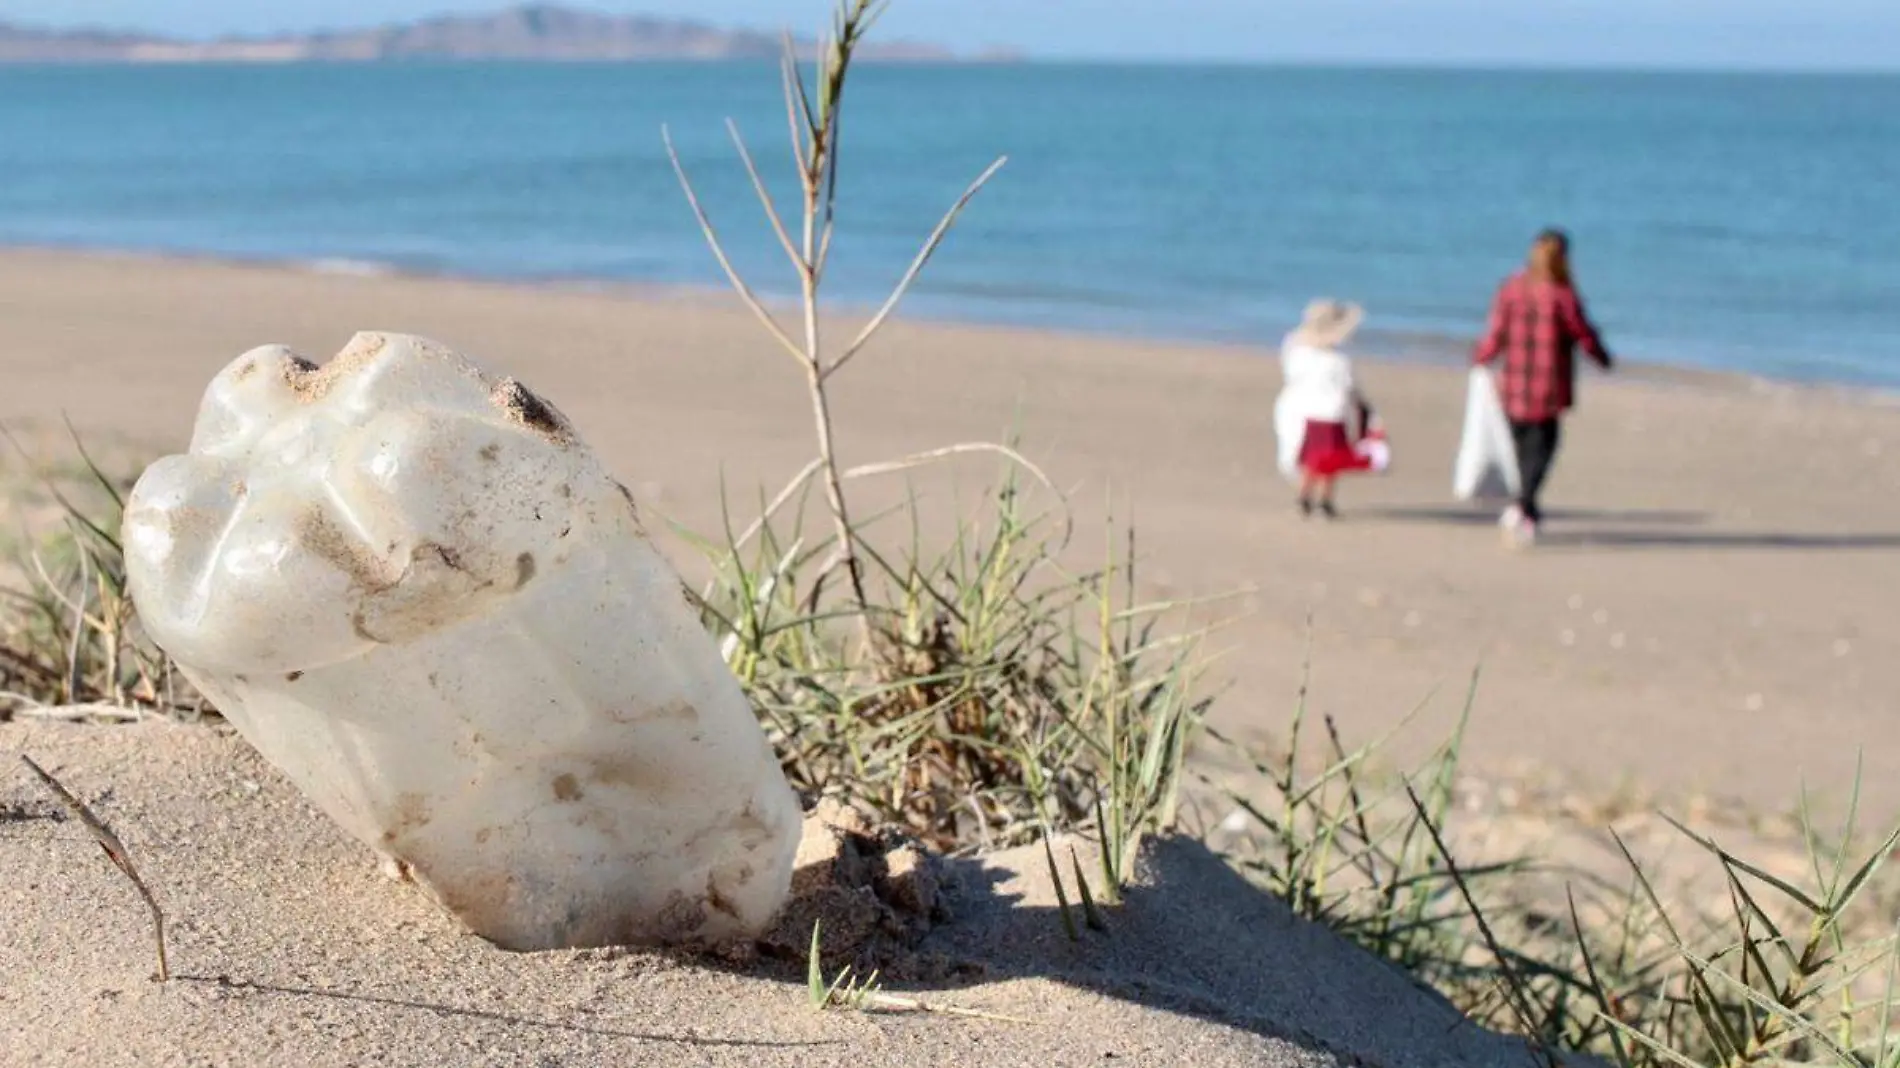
[
  {"xmin": 2, "ymin": 247, "xmax": 1894, "ymax": 818},
  {"xmin": 0, "ymin": 246, "xmax": 1894, "ymax": 1063},
  {"xmin": 2, "ymin": 719, "xmax": 1562, "ymax": 1068}
]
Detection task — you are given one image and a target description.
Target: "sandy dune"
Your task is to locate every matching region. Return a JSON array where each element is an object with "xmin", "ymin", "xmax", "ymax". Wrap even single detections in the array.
[{"xmin": 3, "ymin": 719, "xmax": 1566, "ymax": 1067}]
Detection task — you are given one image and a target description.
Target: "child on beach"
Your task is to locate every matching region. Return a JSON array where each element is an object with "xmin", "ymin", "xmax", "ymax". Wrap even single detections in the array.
[{"xmin": 1274, "ymin": 299, "xmax": 1386, "ymax": 517}]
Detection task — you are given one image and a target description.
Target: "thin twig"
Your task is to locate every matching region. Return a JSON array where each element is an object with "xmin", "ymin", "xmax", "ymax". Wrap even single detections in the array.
[
  {"xmin": 712, "ymin": 440, "xmax": 1068, "ymax": 585},
  {"xmin": 63, "ymin": 546, "xmax": 92, "ymax": 703},
  {"xmin": 841, "ymin": 441, "xmax": 1057, "ymax": 490},
  {"xmin": 665, "ymin": 2, "xmax": 1010, "ymax": 663},
  {"xmin": 1403, "ymin": 779, "xmax": 1545, "ymax": 1046},
  {"xmin": 762, "ymin": 22, "xmax": 866, "ymax": 628},
  {"xmin": 779, "ymin": 32, "xmax": 818, "ymax": 159},
  {"xmin": 725, "ymin": 118, "xmax": 803, "ymax": 273},
  {"xmin": 13, "ymin": 703, "xmax": 148, "ymax": 722},
  {"xmin": 857, "ymin": 991, "xmax": 1036, "ymax": 1024},
  {"xmin": 660, "ymin": 125, "xmax": 808, "ymax": 366},
  {"xmin": 801, "ymin": 545, "xmax": 852, "ymax": 617},
  {"xmin": 19, "ymin": 755, "xmax": 169, "ymax": 981},
  {"xmin": 826, "ymin": 156, "xmax": 1009, "ymax": 382},
  {"xmin": 800, "ymin": 362, "xmax": 870, "ymax": 630},
  {"xmin": 28, "ymin": 549, "xmax": 91, "ymax": 623}
]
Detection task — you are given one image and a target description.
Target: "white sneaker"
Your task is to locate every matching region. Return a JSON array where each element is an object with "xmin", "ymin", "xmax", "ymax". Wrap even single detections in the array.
[
  {"xmin": 1502, "ymin": 517, "xmax": 1539, "ymax": 550},
  {"xmin": 1499, "ymin": 506, "xmax": 1535, "ymax": 550}
]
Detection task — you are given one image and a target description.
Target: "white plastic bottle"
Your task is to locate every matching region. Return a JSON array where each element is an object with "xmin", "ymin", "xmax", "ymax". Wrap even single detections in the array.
[{"xmin": 122, "ymin": 332, "xmax": 802, "ymax": 951}]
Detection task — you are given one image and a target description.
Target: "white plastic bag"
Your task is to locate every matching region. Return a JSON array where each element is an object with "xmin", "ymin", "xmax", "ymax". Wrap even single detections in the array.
[
  {"xmin": 1272, "ymin": 388, "xmax": 1305, "ymax": 482},
  {"xmin": 1452, "ymin": 367, "xmax": 1521, "ymax": 501}
]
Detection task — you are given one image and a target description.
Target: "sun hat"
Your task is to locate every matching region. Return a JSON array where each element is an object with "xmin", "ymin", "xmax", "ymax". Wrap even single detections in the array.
[{"xmin": 1288, "ymin": 299, "xmax": 1365, "ymax": 350}]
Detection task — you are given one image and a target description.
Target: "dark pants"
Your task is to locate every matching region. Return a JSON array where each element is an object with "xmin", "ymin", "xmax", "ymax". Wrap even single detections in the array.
[{"xmin": 1510, "ymin": 418, "xmax": 1562, "ymax": 523}]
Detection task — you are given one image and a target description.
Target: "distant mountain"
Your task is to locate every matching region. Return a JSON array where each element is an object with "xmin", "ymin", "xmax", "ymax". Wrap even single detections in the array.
[
  {"xmin": 0, "ymin": 4, "xmax": 985, "ymax": 64},
  {"xmin": 0, "ymin": 22, "xmax": 154, "ymax": 62}
]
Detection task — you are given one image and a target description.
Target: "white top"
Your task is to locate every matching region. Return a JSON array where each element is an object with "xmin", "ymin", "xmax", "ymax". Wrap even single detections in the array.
[
  {"xmin": 1276, "ymin": 339, "xmax": 1356, "ymax": 424},
  {"xmin": 1272, "ymin": 337, "xmax": 1358, "ymax": 478}
]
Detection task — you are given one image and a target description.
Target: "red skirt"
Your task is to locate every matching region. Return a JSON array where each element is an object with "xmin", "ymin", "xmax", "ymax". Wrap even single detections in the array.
[{"xmin": 1299, "ymin": 420, "xmax": 1362, "ymax": 476}]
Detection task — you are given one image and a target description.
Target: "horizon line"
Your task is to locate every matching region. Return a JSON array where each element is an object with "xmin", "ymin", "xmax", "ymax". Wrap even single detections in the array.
[{"xmin": 1, "ymin": 54, "xmax": 1896, "ymax": 77}]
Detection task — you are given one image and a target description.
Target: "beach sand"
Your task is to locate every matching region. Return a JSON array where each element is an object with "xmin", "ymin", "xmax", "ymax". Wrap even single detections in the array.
[
  {"xmin": 3, "ymin": 248, "xmax": 1893, "ymax": 816},
  {"xmin": 1, "ymin": 247, "xmax": 1895, "ymax": 1064},
  {"xmin": 4, "ymin": 719, "xmax": 1562, "ymax": 1068}
]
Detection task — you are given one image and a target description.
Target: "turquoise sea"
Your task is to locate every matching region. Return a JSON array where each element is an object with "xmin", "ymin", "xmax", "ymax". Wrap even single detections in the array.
[{"xmin": 1, "ymin": 62, "xmax": 1895, "ymax": 385}]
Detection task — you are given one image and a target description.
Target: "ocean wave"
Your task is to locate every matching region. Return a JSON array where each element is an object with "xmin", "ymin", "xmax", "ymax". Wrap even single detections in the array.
[{"xmin": 300, "ymin": 257, "xmax": 397, "ymax": 278}]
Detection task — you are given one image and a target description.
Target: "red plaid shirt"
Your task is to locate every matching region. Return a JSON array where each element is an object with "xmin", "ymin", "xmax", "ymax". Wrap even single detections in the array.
[{"xmin": 1473, "ymin": 271, "xmax": 1613, "ymax": 423}]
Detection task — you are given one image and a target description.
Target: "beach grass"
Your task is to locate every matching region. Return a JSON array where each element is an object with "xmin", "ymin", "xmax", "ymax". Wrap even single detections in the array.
[
  {"xmin": 678, "ymin": 457, "xmax": 1213, "ymax": 864},
  {"xmin": 1199, "ymin": 657, "xmax": 1900, "ymax": 1065},
  {"xmin": 0, "ymin": 424, "xmax": 202, "ymax": 723},
  {"xmin": 660, "ymin": 0, "xmax": 1202, "ymax": 884}
]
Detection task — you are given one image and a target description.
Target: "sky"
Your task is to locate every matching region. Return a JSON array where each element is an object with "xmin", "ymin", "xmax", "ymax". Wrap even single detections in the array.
[{"xmin": 8, "ymin": 1, "xmax": 1900, "ymax": 71}]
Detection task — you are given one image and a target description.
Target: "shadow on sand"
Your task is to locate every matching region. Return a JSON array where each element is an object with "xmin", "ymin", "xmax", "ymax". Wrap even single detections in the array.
[
  {"xmin": 1533, "ymin": 530, "xmax": 1900, "ymax": 552},
  {"xmin": 173, "ymin": 973, "xmax": 830, "ymax": 1050},
  {"xmin": 1352, "ymin": 504, "xmax": 1709, "ymax": 527},
  {"xmin": 690, "ymin": 834, "xmax": 1549, "ymax": 1068},
  {"xmin": 127, "ymin": 836, "xmax": 1554, "ymax": 1064},
  {"xmin": 1350, "ymin": 504, "xmax": 1900, "ymax": 553}
]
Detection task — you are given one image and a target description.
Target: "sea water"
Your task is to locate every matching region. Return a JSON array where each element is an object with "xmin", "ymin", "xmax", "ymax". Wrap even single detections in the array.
[{"xmin": 1, "ymin": 62, "xmax": 1894, "ymax": 385}]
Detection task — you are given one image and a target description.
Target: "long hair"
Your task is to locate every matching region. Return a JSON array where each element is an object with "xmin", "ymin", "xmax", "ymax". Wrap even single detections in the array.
[{"xmin": 1527, "ymin": 228, "xmax": 1573, "ymax": 287}]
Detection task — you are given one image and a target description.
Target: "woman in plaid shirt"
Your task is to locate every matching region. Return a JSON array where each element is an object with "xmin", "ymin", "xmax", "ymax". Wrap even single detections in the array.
[{"xmin": 1474, "ymin": 228, "xmax": 1616, "ymax": 545}]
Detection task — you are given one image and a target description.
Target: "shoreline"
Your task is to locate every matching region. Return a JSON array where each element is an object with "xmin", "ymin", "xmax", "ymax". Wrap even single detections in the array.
[{"xmin": 6, "ymin": 240, "xmax": 1895, "ymax": 406}]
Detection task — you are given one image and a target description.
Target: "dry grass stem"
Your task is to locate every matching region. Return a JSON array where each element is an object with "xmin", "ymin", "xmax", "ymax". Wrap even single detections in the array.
[
  {"xmin": 665, "ymin": 1, "xmax": 1006, "ymax": 637},
  {"xmin": 824, "ymin": 155, "xmax": 1009, "ymax": 382},
  {"xmin": 19, "ymin": 754, "xmax": 169, "ymax": 981},
  {"xmin": 698, "ymin": 440, "xmax": 1066, "ymax": 592},
  {"xmin": 659, "ymin": 126, "xmax": 806, "ymax": 364}
]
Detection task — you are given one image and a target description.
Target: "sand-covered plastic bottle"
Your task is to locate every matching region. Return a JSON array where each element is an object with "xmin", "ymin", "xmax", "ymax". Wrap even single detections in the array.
[{"xmin": 121, "ymin": 331, "xmax": 802, "ymax": 951}]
